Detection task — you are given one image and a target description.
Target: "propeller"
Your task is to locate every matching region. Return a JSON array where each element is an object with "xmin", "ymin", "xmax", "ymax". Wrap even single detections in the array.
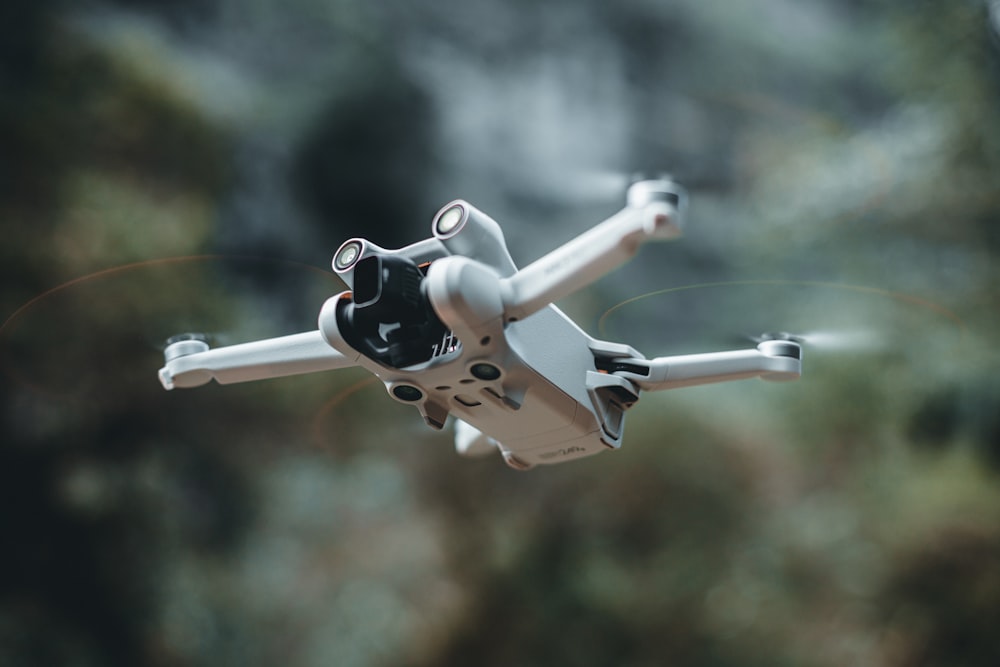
[
  {"xmin": 509, "ymin": 164, "xmax": 727, "ymax": 212},
  {"xmin": 0, "ymin": 255, "xmax": 345, "ymax": 406},
  {"xmin": 595, "ymin": 279, "xmax": 965, "ymax": 361},
  {"xmin": 751, "ymin": 330, "xmax": 884, "ymax": 354}
]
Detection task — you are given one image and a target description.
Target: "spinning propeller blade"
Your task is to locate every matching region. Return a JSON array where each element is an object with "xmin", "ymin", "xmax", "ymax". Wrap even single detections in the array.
[
  {"xmin": 0, "ymin": 255, "xmax": 343, "ymax": 403},
  {"xmin": 597, "ymin": 279, "xmax": 964, "ymax": 361},
  {"xmin": 754, "ymin": 330, "xmax": 885, "ymax": 353}
]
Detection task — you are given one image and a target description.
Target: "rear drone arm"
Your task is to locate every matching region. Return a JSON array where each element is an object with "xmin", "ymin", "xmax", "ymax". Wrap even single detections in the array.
[
  {"xmin": 159, "ymin": 330, "xmax": 358, "ymax": 390},
  {"xmin": 500, "ymin": 179, "xmax": 685, "ymax": 322},
  {"xmin": 601, "ymin": 339, "xmax": 802, "ymax": 392}
]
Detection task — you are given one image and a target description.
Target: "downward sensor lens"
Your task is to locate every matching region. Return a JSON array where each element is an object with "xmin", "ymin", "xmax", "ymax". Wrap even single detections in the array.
[
  {"xmin": 392, "ymin": 385, "xmax": 423, "ymax": 402},
  {"xmin": 470, "ymin": 363, "xmax": 501, "ymax": 381}
]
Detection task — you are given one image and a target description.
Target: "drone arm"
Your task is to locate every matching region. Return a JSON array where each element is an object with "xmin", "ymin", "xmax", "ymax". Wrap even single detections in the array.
[
  {"xmin": 159, "ymin": 330, "xmax": 358, "ymax": 390},
  {"xmin": 605, "ymin": 341, "xmax": 802, "ymax": 392},
  {"xmin": 500, "ymin": 185, "xmax": 683, "ymax": 322}
]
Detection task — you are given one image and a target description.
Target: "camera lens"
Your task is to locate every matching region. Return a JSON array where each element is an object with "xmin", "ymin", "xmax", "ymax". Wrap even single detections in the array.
[
  {"xmin": 334, "ymin": 241, "xmax": 363, "ymax": 271},
  {"xmin": 435, "ymin": 204, "xmax": 465, "ymax": 236}
]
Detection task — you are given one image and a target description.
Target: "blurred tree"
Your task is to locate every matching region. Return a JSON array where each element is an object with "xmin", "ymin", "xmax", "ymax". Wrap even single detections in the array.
[
  {"xmin": 292, "ymin": 56, "xmax": 442, "ymax": 250},
  {"xmin": 880, "ymin": 526, "xmax": 1000, "ymax": 667},
  {"xmin": 0, "ymin": 4, "xmax": 245, "ymax": 666}
]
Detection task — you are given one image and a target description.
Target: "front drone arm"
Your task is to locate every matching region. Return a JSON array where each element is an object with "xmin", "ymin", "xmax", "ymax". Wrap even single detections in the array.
[
  {"xmin": 500, "ymin": 179, "xmax": 685, "ymax": 322},
  {"xmin": 159, "ymin": 330, "xmax": 358, "ymax": 390},
  {"xmin": 601, "ymin": 339, "xmax": 802, "ymax": 392}
]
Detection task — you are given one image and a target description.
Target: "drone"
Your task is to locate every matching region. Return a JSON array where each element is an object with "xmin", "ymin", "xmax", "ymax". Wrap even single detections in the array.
[{"xmin": 159, "ymin": 178, "xmax": 802, "ymax": 470}]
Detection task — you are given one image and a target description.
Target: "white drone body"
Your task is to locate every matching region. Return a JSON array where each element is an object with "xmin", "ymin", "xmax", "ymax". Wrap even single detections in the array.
[{"xmin": 159, "ymin": 179, "xmax": 801, "ymax": 470}]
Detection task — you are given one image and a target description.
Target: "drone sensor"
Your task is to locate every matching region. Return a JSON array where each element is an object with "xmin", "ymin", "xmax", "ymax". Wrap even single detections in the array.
[
  {"xmin": 334, "ymin": 240, "xmax": 363, "ymax": 271},
  {"xmin": 434, "ymin": 204, "xmax": 466, "ymax": 236}
]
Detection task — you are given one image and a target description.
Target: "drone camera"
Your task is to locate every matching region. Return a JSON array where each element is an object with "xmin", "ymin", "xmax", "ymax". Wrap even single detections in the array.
[
  {"xmin": 351, "ymin": 255, "xmax": 422, "ymax": 312},
  {"xmin": 350, "ymin": 255, "xmax": 381, "ymax": 306},
  {"xmin": 335, "ymin": 253, "xmax": 451, "ymax": 369}
]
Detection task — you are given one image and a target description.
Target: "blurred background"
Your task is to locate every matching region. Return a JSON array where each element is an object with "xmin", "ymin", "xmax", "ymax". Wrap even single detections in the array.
[{"xmin": 2, "ymin": 1, "xmax": 1000, "ymax": 665}]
